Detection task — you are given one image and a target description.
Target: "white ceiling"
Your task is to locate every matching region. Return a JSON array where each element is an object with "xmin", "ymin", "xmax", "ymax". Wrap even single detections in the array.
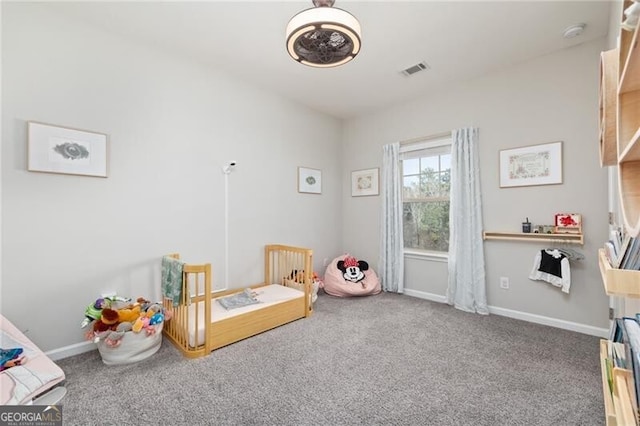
[{"xmin": 46, "ymin": 1, "xmax": 612, "ymax": 119}]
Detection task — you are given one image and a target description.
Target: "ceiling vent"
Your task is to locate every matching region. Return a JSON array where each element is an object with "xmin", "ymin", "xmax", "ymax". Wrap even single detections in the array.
[{"xmin": 401, "ymin": 61, "xmax": 430, "ymax": 76}]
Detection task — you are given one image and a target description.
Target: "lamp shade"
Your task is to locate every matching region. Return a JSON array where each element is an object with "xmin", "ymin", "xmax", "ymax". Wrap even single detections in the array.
[{"xmin": 286, "ymin": 4, "xmax": 361, "ymax": 68}]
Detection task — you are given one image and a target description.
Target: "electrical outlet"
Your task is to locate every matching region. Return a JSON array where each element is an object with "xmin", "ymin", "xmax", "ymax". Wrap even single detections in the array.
[{"xmin": 500, "ymin": 277, "xmax": 509, "ymax": 289}]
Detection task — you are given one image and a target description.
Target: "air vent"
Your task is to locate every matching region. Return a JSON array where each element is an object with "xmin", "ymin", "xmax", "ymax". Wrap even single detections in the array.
[{"xmin": 401, "ymin": 61, "xmax": 430, "ymax": 76}]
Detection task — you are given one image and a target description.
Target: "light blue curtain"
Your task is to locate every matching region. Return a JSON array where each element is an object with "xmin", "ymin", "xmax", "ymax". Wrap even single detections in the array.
[
  {"xmin": 446, "ymin": 128, "xmax": 488, "ymax": 314},
  {"xmin": 379, "ymin": 142, "xmax": 404, "ymax": 293}
]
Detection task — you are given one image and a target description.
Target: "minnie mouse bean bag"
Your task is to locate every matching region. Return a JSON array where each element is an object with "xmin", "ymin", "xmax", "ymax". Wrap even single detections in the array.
[{"xmin": 321, "ymin": 254, "xmax": 381, "ymax": 297}]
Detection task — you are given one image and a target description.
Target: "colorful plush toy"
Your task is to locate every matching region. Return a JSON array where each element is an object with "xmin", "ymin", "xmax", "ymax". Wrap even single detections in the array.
[
  {"xmin": 81, "ymin": 296, "xmax": 132, "ymax": 328},
  {"xmin": 83, "ymin": 295, "xmax": 168, "ymax": 347},
  {"xmin": 117, "ymin": 305, "xmax": 141, "ymax": 323},
  {"xmin": 100, "ymin": 308, "xmax": 120, "ymax": 326}
]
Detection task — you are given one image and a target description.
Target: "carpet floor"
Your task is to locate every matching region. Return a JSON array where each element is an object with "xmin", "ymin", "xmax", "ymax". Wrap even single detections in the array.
[{"xmin": 56, "ymin": 291, "xmax": 604, "ymax": 425}]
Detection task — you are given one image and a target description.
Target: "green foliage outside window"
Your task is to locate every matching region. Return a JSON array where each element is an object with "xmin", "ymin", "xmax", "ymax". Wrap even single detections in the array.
[{"xmin": 402, "ymin": 153, "xmax": 451, "ymax": 252}]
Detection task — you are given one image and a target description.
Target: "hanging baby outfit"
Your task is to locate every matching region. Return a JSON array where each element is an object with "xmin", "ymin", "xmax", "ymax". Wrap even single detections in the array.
[{"xmin": 529, "ymin": 249, "xmax": 571, "ymax": 293}]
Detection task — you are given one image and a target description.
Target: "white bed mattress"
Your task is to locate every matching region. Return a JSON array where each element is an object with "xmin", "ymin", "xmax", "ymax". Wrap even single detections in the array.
[
  {"xmin": 187, "ymin": 284, "xmax": 303, "ymax": 348},
  {"xmin": 0, "ymin": 314, "xmax": 65, "ymax": 405}
]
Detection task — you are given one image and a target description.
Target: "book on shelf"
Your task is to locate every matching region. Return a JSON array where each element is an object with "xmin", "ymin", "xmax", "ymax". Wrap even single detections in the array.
[
  {"xmin": 623, "ymin": 237, "xmax": 640, "ymax": 270},
  {"xmin": 605, "ymin": 241, "xmax": 618, "ymax": 267},
  {"xmin": 612, "ymin": 229, "xmax": 623, "ymax": 257},
  {"xmin": 617, "ymin": 234, "xmax": 634, "ymax": 268},
  {"xmin": 623, "ymin": 317, "xmax": 640, "ymax": 410},
  {"xmin": 611, "ymin": 317, "xmax": 625, "ymax": 343},
  {"xmin": 607, "ymin": 235, "xmax": 640, "ymax": 270}
]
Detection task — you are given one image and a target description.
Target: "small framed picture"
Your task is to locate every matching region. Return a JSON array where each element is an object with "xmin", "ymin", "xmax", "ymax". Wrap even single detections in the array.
[
  {"xmin": 27, "ymin": 121, "xmax": 109, "ymax": 178},
  {"xmin": 555, "ymin": 213, "xmax": 582, "ymax": 234},
  {"xmin": 298, "ymin": 167, "xmax": 322, "ymax": 194},
  {"xmin": 351, "ymin": 168, "xmax": 379, "ymax": 197}
]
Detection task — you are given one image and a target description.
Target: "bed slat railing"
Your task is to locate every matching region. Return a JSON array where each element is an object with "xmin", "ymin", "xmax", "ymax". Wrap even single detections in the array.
[
  {"xmin": 265, "ymin": 244, "xmax": 313, "ymax": 316},
  {"xmin": 162, "ymin": 255, "xmax": 212, "ymax": 358}
]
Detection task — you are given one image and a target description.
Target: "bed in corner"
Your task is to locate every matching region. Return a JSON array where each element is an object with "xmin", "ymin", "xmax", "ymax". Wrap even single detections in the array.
[{"xmin": 162, "ymin": 244, "xmax": 313, "ymax": 358}]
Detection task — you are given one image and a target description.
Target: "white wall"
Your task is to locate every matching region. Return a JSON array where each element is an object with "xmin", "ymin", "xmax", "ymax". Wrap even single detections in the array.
[
  {"xmin": 1, "ymin": 3, "xmax": 343, "ymax": 352},
  {"xmin": 342, "ymin": 38, "xmax": 610, "ymax": 331}
]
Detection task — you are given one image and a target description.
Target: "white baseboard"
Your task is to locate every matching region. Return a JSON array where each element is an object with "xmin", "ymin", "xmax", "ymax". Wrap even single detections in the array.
[
  {"xmin": 45, "ymin": 340, "xmax": 96, "ymax": 361},
  {"xmin": 403, "ymin": 288, "xmax": 609, "ymax": 338},
  {"xmin": 403, "ymin": 288, "xmax": 447, "ymax": 304}
]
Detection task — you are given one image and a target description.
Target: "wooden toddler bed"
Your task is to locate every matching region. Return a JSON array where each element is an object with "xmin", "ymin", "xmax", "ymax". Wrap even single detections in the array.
[{"xmin": 162, "ymin": 244, "xmax": 313, "ymax": 358}]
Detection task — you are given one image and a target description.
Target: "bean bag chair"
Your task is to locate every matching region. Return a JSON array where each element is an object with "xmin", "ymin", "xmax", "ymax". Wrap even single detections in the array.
[{"xmin": 321, "ymin": 254, "xmax": 381, "ymax": 297}]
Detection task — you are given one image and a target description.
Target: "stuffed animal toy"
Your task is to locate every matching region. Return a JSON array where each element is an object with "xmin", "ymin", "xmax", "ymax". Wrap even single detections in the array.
[
  {"xmin": 117, "ymin": 305, "xmax": 141, "ymax": 323},
  {"xmin": 100, "ymin": 308, "xmax": 120, "ymax": 326},
  {"xmin": 132, "ymin": 317, "xmax": 145, "ymax": 333},
  {"xmin": 337, "ymin": 256, "xmax": 369, "ymax": 285},
  {"xmin": 80, "ymin": 298, "xmax": 109, "ymax": 328},
  {"xmin": 103, "ymin": 331, "xmax": 125, "ymax": 348}
]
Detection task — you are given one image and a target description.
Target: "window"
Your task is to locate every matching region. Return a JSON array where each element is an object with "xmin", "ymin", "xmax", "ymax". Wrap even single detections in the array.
[{"xmin": 401, "ymin": 141, "xmax": 451, "ymax": 253}]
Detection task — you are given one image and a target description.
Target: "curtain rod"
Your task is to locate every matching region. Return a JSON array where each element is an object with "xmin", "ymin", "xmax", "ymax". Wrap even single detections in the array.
[{"xmin": 400, "ymin": 131, "xmax": 451, "ymax": 146}]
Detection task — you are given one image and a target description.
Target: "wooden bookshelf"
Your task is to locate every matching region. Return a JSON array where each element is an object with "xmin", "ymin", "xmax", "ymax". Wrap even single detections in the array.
[
  {"xmin": 482, "ymin": 231, "xmax": 583, "ymax": 245},
  {"xmin": 600, "ymin": 48, "xmax": 619, "ymax": 167},
  {"xmin": 599, "ymin": 249, "xmax": 640, "ymax": 298},
  {"xmin": 600, "ymin": 3, "xmax": 640, "ymax": 423}
]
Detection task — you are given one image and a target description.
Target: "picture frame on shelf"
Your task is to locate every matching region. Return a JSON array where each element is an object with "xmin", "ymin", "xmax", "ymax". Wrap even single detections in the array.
[
  {"xmin": 554, "ymin": 213, "xmax": 582, "ymax": 234},
  {"xmin": 499, "ymin": 141, "xmax": 562, "ymax": 188},
  {"xmin": 27, "ymin": 121, "xmax": 109, "ymax": 178},
  {"xmin": 298, "ymin": 167, "xmax": 322, "ymax": 194},
  {"xmin": 351, "ymin": 168, "xmax": 379, "ymax": 197}
]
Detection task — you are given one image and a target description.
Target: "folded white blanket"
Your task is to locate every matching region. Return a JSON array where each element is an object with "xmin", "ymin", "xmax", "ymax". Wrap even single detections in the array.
[{"xmin": 4, "ymin": 365, "xmax": 61, "ymax": 405}]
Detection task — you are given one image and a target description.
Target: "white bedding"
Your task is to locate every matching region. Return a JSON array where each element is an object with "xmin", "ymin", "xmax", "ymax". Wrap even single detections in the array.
[{"xmin": 187, "ymin": 284, "xmax": 304, "ymax": 348}]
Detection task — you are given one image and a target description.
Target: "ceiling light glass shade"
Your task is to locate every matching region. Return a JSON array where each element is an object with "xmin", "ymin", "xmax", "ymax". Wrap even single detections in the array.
[{"xmin": 286, "ymin": 5, "xmax": 361, "ymax": 67}]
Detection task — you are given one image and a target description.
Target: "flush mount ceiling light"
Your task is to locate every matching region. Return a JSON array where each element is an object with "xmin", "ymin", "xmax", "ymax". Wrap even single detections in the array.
[{"xmin": 286, "ymin": 0, "xmax": 361, "ymax": 68}]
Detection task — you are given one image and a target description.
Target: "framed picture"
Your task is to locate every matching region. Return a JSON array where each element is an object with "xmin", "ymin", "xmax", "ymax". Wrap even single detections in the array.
[
  {"xmin": 499, "ymin": 141, "xmax": 562, "ymax": 188},
  {"xmin": 351, "ymin": 168, "xmax": 379, "ymax": 197},
  {"xmin": 555, "ymin": 213, "xmax": 582, "ymax": 234},
  {"xmin": 298, "ymin": 167, "xmax": 322, "ymax": 194},
  {"xmin": 27, "ymin": 121, "xmax": 108, "ymax": 178}
]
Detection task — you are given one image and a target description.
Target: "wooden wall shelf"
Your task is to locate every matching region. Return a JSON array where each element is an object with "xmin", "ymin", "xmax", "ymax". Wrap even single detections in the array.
[
  {"xmin": 600, "ymin": 339, "xmax": 639, "ymax": 426},
  {"xmin": 483, "ymin": 231, "xmax": 583, "ymax": 245},
  {"xmin": 598, "ymin": 248, "xmax": 640, "ymax": 298}
]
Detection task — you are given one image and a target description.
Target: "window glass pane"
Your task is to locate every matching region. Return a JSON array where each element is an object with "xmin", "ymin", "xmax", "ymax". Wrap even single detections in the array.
[
  {"xmin": 403, "ymin": 176, "xmax": 419, "ymax": 198},
  {"xmin": 401, "ymin": 143, "xmax": 452, "ymax": 253},
  {"xmin": 420, "ymin": 156, "xmax": 438, "ymax": 171},
  {"xmin": 439, "ymin": 170, "xmax": 451, "ymax": 196},
  {"xmin": 402, "ymin": 158, "xmax": 420, "ymax": 175},
  {"xmin": 403, "ymin": 201, "xmax": 450, "ymax": 252},
  {"xmin": 440, "ymin": 154, "xmax": 451, "ymax": 170}
]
